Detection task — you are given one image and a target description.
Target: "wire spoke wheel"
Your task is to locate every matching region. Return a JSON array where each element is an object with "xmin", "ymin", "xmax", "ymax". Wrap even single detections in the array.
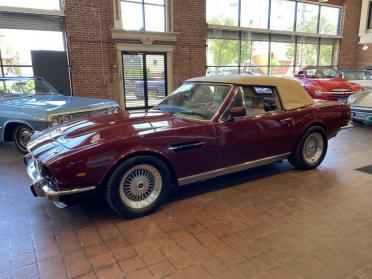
[
  {"xmin": 119, "ymin": 164, "xmax": 162, "ymax": 209},
  {"xmin": 302, "ymin": 132, "xmax": 324, "ymax": 165}
]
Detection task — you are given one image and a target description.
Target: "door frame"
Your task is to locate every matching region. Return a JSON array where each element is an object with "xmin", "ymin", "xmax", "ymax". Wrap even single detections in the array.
[{"xmin": 116, "ymin": 43, "xmax": 174, "ymax": 110}]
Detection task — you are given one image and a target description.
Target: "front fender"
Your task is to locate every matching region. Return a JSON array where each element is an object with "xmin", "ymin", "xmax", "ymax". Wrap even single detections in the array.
[
  {"xmin": 2, "ymin": 119, "xmax": 48, "ymax": 141},
  {"xmin": 46, "ymin": 139, "xmax": 176, "ymax": 191}
]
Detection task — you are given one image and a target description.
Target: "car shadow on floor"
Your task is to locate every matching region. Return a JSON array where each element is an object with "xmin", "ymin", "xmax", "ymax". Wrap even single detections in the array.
[{"xmin": 79, "ymin": 160, "xmax": 295, "ymax": 220}]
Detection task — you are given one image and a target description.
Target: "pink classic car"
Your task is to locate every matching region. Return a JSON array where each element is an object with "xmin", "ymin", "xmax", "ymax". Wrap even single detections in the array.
[{"xmin": 294, "ymin": 67, "xmax": 363, "ymax": 103}]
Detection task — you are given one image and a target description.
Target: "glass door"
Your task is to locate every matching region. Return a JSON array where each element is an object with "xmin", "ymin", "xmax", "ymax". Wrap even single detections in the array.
[{"xmin": 122, "ymin": 52, "xmax": 167, "ymax": 109}]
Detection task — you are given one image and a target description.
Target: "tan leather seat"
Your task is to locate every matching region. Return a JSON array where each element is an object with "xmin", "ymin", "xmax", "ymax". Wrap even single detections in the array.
[{"xmin": 245, "ymin": 96, "xmax": 265, "ymax": 116}]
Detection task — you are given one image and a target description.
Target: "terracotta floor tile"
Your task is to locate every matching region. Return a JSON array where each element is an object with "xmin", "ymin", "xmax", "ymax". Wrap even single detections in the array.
[
  {"xmin": 1, "ymin": 126, "xmax": 372, "ymax": 279},
  {"xmin": 96, "ymin": 264, "xmax": 123, "ymax": 279},
  {"xmin": 89, "ymin": 252, "xmax": 116, "ymax": 270},
  {"xmin": 119, "ymin": 256, "xmax": 145, "ymax": 274},
  {"xmin": 126, "ymin": 267, "xmax": 153, "ymax": 279},
  {"xmin": 148, "ymin": 260, "xmax": 175, "ymax": 278}
]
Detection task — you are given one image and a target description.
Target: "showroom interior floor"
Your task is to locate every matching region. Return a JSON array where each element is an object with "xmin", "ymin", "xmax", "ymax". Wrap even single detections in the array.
[{"xmin": 0, "ymin": 125, "xmax": 372, "ymax": 279}]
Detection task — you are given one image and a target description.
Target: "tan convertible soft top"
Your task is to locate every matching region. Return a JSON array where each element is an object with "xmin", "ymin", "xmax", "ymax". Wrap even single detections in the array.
[{"xmin": 187, "ymin": 75, "xmax": 314, "ymax": 111}]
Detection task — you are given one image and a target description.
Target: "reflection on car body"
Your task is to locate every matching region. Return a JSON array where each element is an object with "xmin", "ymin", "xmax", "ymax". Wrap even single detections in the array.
[
  {"xmin": 0, "ymin": 76, "xmax": 120, "ymax": 153},
  {"xmin": 25, "ymin": 75, "xmax": 350, "ymax": 218}
]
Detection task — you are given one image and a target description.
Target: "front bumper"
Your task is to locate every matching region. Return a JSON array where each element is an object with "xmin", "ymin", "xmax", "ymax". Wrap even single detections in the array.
[
  {"xmin": 350, "ymin": 107, "xmax": 372, "ymax": 123},
  {"xmin": 24, "ymin": 154, "xmax": 96, "ymax": 202}
]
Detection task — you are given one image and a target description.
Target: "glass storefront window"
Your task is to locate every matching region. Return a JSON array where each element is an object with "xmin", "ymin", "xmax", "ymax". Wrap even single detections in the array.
[
  {"xmin": 207, "ymin": 0, "xmax": 239, "ymax": 26},
  {"xmin": 296, "ymin": 43, "xmax": 318, "ymax": 67},
  {"xmin": 0, "ymin": 0, "xmax": 60, "ymax": 10},
  {"xmin": 270, "ymin": 0, "xmax": 296, "ymax": 31},
  {"xmin": 296, "ymin": 3, "xmax": 319, "ymax": 33},
  {"xmin": 319, "ymin": 6, "xmax": 341, "ymax": 35},
  {"xmin": 121, "ymin": 0, "xmax": 166, "ymax": 32},
  {"xmin": 206, "ymin": 1, "xmax": 341, "ymax": 76},
  {"xmin": 319, "ymin": 44, "xmax": 333, "ymax": 66},
  {"xmin": 0, "ymin": 29, "xmax": 64, "ymax": 66},
  {"xmin": 0, "ymin": 29, "xmax": 65, "ymax": 77},
  {"xmin": 270, "ymin": 42, "xmax": 295, "ymax": 75},
  {"xmin": 251, "ymin": 41, "xmax": 269, "ymax": 74},
  {"xmin": 240, "ymin": 0, "xmax": 269, "ymax": 29},
  {"xmin": 207, "ymin": 39, "xmax": 239, "ymax": 67}
]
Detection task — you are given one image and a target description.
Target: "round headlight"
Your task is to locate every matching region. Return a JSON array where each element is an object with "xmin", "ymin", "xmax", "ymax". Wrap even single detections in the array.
[
  {"xmin": 50, "ymin": 116, "xmax": 60, "ymax": 127},
  {"xmin": 348, "ymin": 95, "xmax": 357, "ymax": 105},
  {"xmin": 62, "ymin": 115, "xmax": 71, "ymax": 123}
]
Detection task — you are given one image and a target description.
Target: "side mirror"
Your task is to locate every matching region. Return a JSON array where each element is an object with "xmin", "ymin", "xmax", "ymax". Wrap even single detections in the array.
[
  {"xmin": 225, "ymin": 106, "xmax": 246, "ymax": 122},
  {"xmin": 231, "ymin": 106, "xmax": 246, "ymax": 118}
]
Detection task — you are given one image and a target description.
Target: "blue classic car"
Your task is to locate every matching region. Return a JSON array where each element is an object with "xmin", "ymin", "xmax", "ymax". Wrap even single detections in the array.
[{"xmin": 0, "ymin": 77, "xmax": 120, "ymax": 153}]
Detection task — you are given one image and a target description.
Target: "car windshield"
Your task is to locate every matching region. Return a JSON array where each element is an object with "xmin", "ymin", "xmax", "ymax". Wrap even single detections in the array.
[
  {"xmin": 0, "ymin": 78, "xmax": 58, "ymax": 97},
  {"xmin": 306, "ymin": 68, "xmax": 339, "ymax": 79},
  {"xmin": 153, "ymin": 83, "xmax": 231, "ymax": 120}
]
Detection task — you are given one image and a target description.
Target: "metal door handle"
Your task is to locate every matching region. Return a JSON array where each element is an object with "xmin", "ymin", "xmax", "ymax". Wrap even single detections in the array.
[{"xmin": 280, "ymin": 118, "xmax": 292, "ymax": 124}]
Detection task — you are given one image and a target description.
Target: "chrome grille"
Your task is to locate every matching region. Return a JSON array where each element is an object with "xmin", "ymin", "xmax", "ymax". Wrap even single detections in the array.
[
  {"xmin": 70, "ymin": 108, "xmax": 110, "ymax": 121},
  {"xmin": 331, "ymin": 89, "xmax": 352, "ymax": 94}
]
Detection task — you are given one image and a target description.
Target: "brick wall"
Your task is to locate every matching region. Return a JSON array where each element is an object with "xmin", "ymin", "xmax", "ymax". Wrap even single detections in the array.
[
  {"xmin": 172, "ymin": 0, "xmax": 207, "ymax": 88},
  {"xmin": 63, "ymin": 0, "xmax": 366, "ymax": 106},
  {"xmin": 64, "ymin": 0, "xmax": 119, "ymax": 103},
  {"xmin": 64, "ymin": 0, "xmax": 207, "ymax": 103},
  {"xmin": 339, "ymin": 0, "xmax": 362, "ymax": 69}
]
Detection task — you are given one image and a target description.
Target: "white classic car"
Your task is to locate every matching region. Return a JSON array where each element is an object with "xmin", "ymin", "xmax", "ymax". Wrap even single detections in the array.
[{"xmin": 348, "ymin": 91, "xmax": 372, "ymax": 124}]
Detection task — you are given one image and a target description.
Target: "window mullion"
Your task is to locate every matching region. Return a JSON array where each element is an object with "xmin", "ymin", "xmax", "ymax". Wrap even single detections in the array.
[
  {"xmin": 0, "ymin": 48, "xmax": 4, "ymax": 77},
  {"xmin": 142, "ymin": 0, "xmax": 146, "ymax": 31},
  {"xmin": 316, "ymin": 6, "xmax": 321, "ymax": 34},
  {"xmin": 268, "ymin": 0, "xmax": 272, "ymax": 30}
]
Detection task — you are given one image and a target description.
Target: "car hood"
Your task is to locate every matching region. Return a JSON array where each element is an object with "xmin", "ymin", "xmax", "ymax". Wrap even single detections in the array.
[
  {"xmin": 349, "ymin": 80, "xmax": 372, "ymax": 90},
  {"xmin": 349, "ymin": 91, "xmax": 372, "ymax": 108},
  {"xmin": 28, "ymin": 110, "xmax": 200, "ymax": 158},
  {"xmin": 305, "ymin": 78, "xmax": 360, "ymax": 91},
  {"xmin": 2, "ymin": 95, "xmax": 117, "ymax": 114}
]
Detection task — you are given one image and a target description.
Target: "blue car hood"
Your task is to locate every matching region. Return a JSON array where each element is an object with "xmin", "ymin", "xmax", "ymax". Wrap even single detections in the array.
[{"xmin": 2, "ymin": 95, "xmax": 117, "ymax": 114}]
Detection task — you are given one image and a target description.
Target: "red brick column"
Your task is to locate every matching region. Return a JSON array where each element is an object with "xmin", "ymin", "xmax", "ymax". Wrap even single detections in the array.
[
  {"xmin": 64, "ymin": 0, "xmax": 120, "ymax": 103},
  {"xmin": 172, "ymin": 0, "xmax": 207, "ymax": 88}
]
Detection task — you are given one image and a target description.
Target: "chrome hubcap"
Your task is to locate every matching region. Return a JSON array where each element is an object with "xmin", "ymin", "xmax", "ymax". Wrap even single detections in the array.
[
  {"xmin": 18, "ymin": 127, "xmax": 32, "ymax": 149},
  {"xmin": 119, "ymin": 164, "xmax": 162, "ymax": 209},
  {"xmin": 303, "ymin": 132, "xmax": 324, "ymax": 164}
]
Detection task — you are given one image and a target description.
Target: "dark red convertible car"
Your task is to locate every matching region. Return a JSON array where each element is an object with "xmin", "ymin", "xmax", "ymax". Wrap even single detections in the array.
[
  {"xmin": 294, "ymin": 66, "xmax": 362, "ymax": 103},
  {"xmin": 25, "ymin": 76, "xmax": 350, "ymax": 217}
]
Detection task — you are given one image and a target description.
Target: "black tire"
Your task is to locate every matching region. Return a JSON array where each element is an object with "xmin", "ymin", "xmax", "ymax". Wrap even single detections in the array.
[
  {"xmin": 105, "ymin": 156, "xmax": 171, "ymax": 218},
  {"xmin": 12, "ymin": 125, "xmax": 33, "ymax": 154},
  {"xmin": 288, "ymin": 126, "xmax": 328, "ymax": 170},
  {"xmin": 351, "ymin": 119, "xmax": 363, "ymax": 125}
]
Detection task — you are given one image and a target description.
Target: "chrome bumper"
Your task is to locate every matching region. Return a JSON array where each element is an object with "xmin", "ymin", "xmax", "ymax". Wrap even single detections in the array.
[
  {"xmin": 24, "ymin": 154, "xmax": 96, "ymax": 202},
  {"xmin": 350, "ymin": 108, "xmax": 372, "ymax": 122}
]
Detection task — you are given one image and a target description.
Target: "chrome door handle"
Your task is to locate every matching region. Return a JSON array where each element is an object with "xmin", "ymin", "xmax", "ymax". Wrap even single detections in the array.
[{"xmin": 280, "ymin": 118, "xmax": 292, "ymax": 124}]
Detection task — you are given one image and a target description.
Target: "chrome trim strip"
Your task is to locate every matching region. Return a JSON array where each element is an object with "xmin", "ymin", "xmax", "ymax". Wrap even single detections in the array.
[
  {"xmin": 178, "ymin": 153, "xmax": 290, "ymax": 186},
  {"xmin": 47, "ymin": 104, "xmax": 118, "ymax": 120},
  {"xmin": 168, "ymin": 142, "xmax": 205, "ymax": 151},
  {"xmin": 320, "ymin": 91, "xmax": 357, "ymax": 95},
  {"xmin": 350, "ymin": 106, "xmax": 372, "ymax": 112},
  {"xmin": 40, "ymin": 184, "xmax": 97, "ymax": 201}
]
